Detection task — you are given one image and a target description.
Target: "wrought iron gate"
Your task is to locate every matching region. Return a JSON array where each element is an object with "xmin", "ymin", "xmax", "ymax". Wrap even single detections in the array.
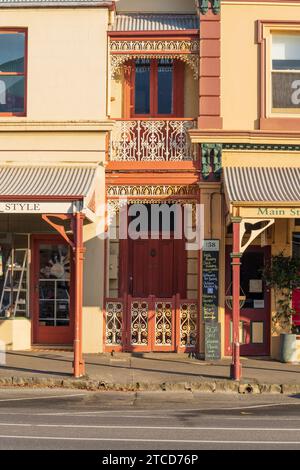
[{"xmin": 104, "ymin": 294, "xmax": 198, "ymax": 352}]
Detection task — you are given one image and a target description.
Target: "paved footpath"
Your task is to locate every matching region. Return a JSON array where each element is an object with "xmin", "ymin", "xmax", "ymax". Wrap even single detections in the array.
[{"xmin": 0, "ymin": 351, "xmax": 300, "ymax": 393}]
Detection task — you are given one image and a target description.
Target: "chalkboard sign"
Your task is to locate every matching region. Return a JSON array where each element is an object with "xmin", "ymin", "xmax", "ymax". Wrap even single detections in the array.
[
  {"xmin": 205, "ymin": 322, "xmax": 221, "ymax": 361},
  {"xmin": 202, "ymin": 240, "xmax": 219, "ymax": 322}
]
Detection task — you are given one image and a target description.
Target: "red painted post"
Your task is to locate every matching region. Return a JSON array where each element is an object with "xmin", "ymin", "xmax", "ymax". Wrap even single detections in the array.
[
  {"xmin": 230, "ymin": 219, "xmax": 242, "ymax": 381},
  {"xmin": 73, "ymin": 212, "xmax": 85, "ymax": 378}
]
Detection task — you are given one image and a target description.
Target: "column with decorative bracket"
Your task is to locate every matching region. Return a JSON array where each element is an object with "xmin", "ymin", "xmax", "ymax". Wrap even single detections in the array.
[
  {"xmin": 230, "ymin": 217, "xmax": 242, "ymax": 380},
  {"xmin": 42, "ymin": 212, "xmax": 86, "ymax": 378}
]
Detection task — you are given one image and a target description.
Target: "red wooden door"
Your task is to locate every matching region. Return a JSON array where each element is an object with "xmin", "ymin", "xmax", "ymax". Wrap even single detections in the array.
[
  {"xmin": 129, "ymin": 237, "xmax": 185, "ymax": 298},
  {"xmin": 225, "ymin": 246, "xmax": 271, "ymax": 356},
  {"xmin": 32, "ymin": 236, "xmax": 74, "ymax": 345},
  {"xmin": 127, "ymin": 236, "xmax": 186, "ymax": 352}
]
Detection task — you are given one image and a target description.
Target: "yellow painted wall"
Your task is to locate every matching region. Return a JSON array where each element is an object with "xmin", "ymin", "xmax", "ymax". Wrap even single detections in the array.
[
  {"xmin": 223, "ymin": 150, "xmax": 300, "ymax": 168},
  {"xmin": 0, "ymin": 131, "xmax": 107, "ymax": 164},
  {"xmin": 184, "ymin": 66, "xmax": 198, "ymax": 118},
  {"xmin": 0, "ymin": 8, "xmax": 109, "ymax": 121},
  {"xmin": 110, "ymin": 76, "xmax": 123, "ymax": 119},
  {"xmin": 0, "ymin": 318, "xmax": 31, "ymax": 351},
  {"xmin": 221, "ymin": 2, "xmax": 300, "ymax": 130}
]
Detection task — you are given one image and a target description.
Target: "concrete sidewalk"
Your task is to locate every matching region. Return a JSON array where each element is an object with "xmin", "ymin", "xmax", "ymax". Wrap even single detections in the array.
[{"xmin": 0, "ymin": 351, "xmax": 300, "ymax": 393}]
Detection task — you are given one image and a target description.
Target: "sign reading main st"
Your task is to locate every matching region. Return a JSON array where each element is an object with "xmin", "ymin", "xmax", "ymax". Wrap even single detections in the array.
[{"xmin": 239, "ymin": 206, "xmax": 300, "ymax": 218}]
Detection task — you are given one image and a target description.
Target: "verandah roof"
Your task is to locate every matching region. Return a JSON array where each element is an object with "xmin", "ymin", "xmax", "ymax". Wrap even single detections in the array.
[
  {"xmin": 223, "ymin": 166, "xmax": 300, "ymax": 204},
  {"xmin": 0, "ymin": 166, "xmax": 96, "ymax": 197}
]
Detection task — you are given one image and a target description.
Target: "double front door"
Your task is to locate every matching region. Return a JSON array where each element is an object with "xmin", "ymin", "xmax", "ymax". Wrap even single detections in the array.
[
  {"xmin": 123, "ymin": 236, "xmax": 187, "ymax": 352},
  {"xmin": 225, "ymin": 246, "xmax": 270, "ymax": 356},
  {"xmin": 32, "ymin": 236, "xmax": 73, "ymax": 345}
]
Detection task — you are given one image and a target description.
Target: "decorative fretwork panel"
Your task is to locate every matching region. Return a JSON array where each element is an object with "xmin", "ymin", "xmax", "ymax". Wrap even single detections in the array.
[
  {"xmin": 180, "ymin": 302, "xmax": 198, "ymax": 348},
  {"xmin": 155, "ymin": 302, "xmax": 173, "ymax": 346},
  {"xmin": 106, "ymin": 301, "xmax": 123, "ymax": 346},
  {"xmin": 111, "ymin": 120, "xmax": 197, "ymax": 162},
  {"xmin": 110, "ymin": 39, "xmax": 199, "ymax": 79},
  {"xmin": 131, "ymin": 300, "xmax": 149, "ymax": 346}
]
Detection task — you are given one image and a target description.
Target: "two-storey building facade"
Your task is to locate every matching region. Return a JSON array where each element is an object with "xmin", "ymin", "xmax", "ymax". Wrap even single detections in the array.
[
  {"xmin": 0, "ymin": 0, "xmax": 115, "ymax": 375},
  {"xmin": 190, "ymin": 0, "xmax": 300, "ymax": 374},
  {"xmin": 104, "ymin": 0, "xmax": 201, "ymax": 353}
]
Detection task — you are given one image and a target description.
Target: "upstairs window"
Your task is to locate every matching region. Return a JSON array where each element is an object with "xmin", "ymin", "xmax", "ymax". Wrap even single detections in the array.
[
  {"xmin": 272, "ymin": 34, "xmax": 300, "ymax": 113},
  {"xmin": 130, "ymin": 58, "xmax": 184, "ymax": 118},
  {"xmin": 0, "ymin": 31, "xmax": 26, "ymax": 115}
]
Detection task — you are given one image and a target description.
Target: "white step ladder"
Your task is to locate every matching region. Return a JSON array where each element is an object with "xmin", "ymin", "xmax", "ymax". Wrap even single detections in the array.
[{"xmin": 0, "ymin": 248, "xmax": 28, "ymax": 317}]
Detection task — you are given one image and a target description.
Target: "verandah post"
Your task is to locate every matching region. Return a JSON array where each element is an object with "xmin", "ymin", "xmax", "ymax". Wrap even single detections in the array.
[
  {"xmin": 230, "ymin": 218, "xmax": 242, "ymax": 380},
  {"xmin": 73, "ymin": 212, "xmax": 85, "ymax": 378}
]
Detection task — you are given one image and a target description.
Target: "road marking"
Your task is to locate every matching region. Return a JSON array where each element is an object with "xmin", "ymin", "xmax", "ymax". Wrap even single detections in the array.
[
  {"xmin": 0, "ymin": 434, "xmax": 299, "ymax": 445},
  {"xmin": 0, "ymin": 393, "xmax": 86, "ymax": 403},
  {"xmin": 0, "ymin": 423, "xmax": 299, "ymax": 432},
  {"xmin": 38, "ymin": 401, "xmax": 300, "ymax": 415},
  {"xmin": 216, "ymin": 402, "xmax": 300, "ymax": 411}
]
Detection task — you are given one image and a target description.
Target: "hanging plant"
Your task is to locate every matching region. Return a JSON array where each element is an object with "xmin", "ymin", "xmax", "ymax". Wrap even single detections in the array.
[{"xmin": 262, "ymin": 253, "xmax": 300, "ymax": 334}]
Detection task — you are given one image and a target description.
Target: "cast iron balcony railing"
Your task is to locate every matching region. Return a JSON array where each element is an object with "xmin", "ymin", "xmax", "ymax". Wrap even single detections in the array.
[{"xmin": 110, "ymin": 119, "xmax": 197, "ymax": 162}]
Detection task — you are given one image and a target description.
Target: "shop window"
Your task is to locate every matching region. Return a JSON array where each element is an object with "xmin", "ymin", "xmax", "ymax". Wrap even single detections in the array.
[
  {"xmin": 292, "ymin": 233, "xmax": 300, "ymax": 258},
  {"xmin": 240, "ymin": 251, "xmax": 265, "ymax": 310},
  {"xmin": 134, "ymin": 59, "xmax": 151, "ymax": 115},
  {"xmin": 39, "ymin": 244, "xmax": 70, "ymax": 327},
  {"xmin": 271, "ymin": 33, "xmax": 300, "ymax": 114},
  {"xmin": 0, "ymin": 31, "xmax": 26, "ymax": 115},
  {"xmin": 128, "ymin": 58, "xmax": 184, "ymax": 118},
  {"xmin": 0, "ymin": 234, "xmax": 29, "ymax": 318}
]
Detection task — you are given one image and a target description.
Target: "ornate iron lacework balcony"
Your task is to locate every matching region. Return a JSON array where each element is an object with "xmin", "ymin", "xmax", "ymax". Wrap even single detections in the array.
[{"xmin": 110, "ymin": 119, "xmax": 197, "ymax": 162}]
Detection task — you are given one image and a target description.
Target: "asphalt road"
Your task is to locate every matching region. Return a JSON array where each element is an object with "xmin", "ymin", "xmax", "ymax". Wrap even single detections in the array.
[{"xmin": 0, "ymin": 388, "xmax": 299, "ymax": 450}]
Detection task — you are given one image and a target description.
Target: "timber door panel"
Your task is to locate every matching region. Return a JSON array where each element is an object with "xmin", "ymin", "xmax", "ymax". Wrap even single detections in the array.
[
  {"xmin": 131, "ymin": 240, "xmax": 149, "ymax": 297},
  {"xmin": 225, "ymin": 246, "xmax": 270, "ymax": 356},
  {"xmin": 32, "ymin": 236, "xmax": 73, "ymax": 345},
  {"xmin": 158, "ymin": 240, "xmax": 174, "ymax": 298}
]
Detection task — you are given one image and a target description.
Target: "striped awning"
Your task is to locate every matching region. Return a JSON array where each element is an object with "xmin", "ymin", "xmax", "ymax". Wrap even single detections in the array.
[
  {"xmin": 0, "ymin": 166, "xmax": 96, "ymax": 197},
  {"xmin": 223, "ymin": 167, "xmax": 300, "ymax": 203},
  {"xmin": 110, "ymin": 14, "xmax": 199, "ymax": 32}
]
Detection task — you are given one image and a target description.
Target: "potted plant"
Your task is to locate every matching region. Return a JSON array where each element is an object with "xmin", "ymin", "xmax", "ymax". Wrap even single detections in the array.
[{"xmin": 262, "ymin": 253, "xmax": 300, "ymax": 363}]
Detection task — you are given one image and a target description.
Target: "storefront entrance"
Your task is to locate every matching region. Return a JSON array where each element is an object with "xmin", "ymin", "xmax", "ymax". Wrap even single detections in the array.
[
  {"xmin": 225, "ymin": 246, "xmax": 271, "ymax": 356},
  {"xmin": 105, "ymin": 201, "xmax": 198, "ymax": 353},
  {"xmin": 32, "ymin": 236, "xmax": 74, "ymax": 345}
]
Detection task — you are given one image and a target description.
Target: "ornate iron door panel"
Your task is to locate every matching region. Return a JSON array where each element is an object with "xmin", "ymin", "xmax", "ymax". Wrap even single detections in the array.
[
  {"xmin": 131, "ymin": 300, "xmax": 149, "ymax": 347},
  {"xmin": 105, "ymin": 301, "xmax": 123, "ymax": 346},
  {"xmin": 180, "ymin": 302, "xmax": 197, "ymax": 348},
  {"xmin": 155, "ymin": 301, "xmax": 173, "ymax": 347}
]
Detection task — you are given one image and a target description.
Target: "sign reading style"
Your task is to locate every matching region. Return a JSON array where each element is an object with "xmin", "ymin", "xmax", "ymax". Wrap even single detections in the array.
[
  {"xmin": 202, "ymin": 239, "xmax": 219, "ymax": 322},
  {"xmin": 0, "ymin": 201, "xmax": 75, "ymax": 214}
]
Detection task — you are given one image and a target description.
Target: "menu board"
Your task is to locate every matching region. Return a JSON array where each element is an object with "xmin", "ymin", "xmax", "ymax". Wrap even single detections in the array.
[
  {"xmin": 202, "ymin": 240, "xmax": 219, "ymax": 322},
  {"xmin": 205, "ymin": 322, "xmax": 221, "ymax": 361}
]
